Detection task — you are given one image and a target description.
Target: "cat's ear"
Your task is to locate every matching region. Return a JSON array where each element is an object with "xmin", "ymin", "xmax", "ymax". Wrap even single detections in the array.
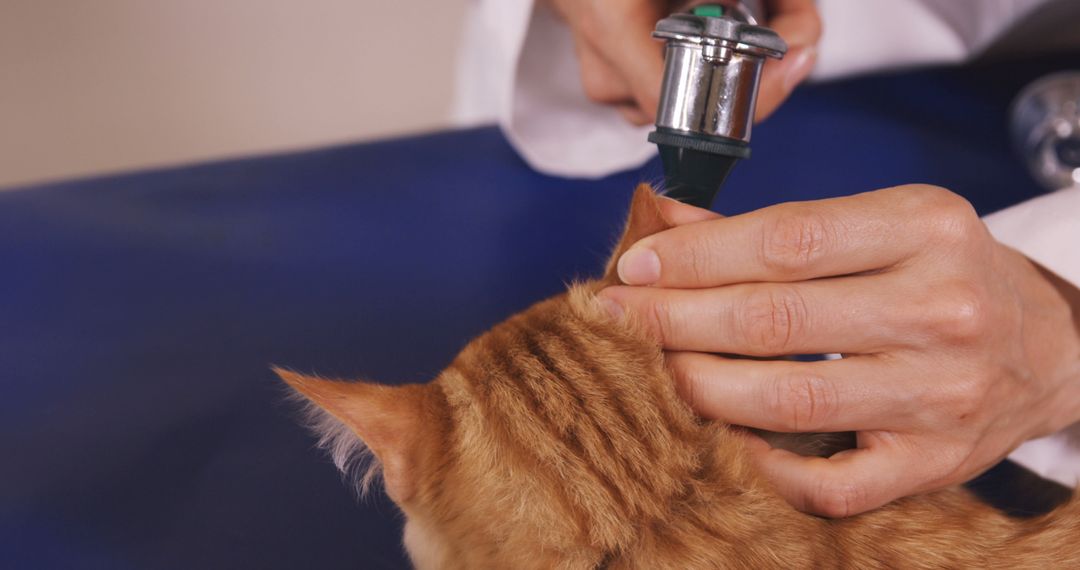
[
  {"xmin": 275, "ymin": 368, "xmax": 433, "ymax": 503},
  {"xmin": 600, "ymin": 184, "xmax": 674, "ymax": 286}
]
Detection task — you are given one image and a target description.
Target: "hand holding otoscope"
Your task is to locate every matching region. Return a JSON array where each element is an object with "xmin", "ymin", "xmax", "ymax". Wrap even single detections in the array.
[{"xmin": 546, "ymin": 1, "xmax": 821, "ymax": 180}]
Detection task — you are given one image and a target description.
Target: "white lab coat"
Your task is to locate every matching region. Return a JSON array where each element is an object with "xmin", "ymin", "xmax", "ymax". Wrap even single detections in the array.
[{"xmin": 457, "ymin": 0, "xmax": 1080, "ymax": 487}]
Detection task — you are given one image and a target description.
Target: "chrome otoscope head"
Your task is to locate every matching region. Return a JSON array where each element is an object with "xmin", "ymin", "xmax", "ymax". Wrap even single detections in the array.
[{"xmin": 649, "ymin": 2, "xmax": 787, "ymax": 207}]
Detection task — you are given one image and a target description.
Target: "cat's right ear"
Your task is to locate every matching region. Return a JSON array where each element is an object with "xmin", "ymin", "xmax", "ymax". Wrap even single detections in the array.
[
  {"xmin": 275, "ymin": 368, "xmax": 434, "ymax": 503},
  {"xmin": 600, "ymin": 184, "xmax": 675, "ymax": 287}
]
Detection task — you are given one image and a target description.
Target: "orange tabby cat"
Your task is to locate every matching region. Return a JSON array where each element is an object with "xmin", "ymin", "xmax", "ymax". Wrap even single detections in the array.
[{"xmin": 278, "ymin": 185, "xmax": 1079, "ymax": 569}]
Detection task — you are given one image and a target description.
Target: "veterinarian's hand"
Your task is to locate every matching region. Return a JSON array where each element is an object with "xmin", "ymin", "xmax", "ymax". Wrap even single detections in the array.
[
  {"xmin": 546, "ymin": 0, "xmax": 820, "ymax": 125},
  {"xmin": 601, "ymin": 185, "xmax": 1080, "ymax": 517}
]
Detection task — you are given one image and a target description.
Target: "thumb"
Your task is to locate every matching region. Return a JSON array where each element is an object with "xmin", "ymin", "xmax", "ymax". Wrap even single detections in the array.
[
  {"xmin": 744, "ymin": 433, "xmax": 919, "ymax": 518},
  {"xmin": 597, "ymin": 3, "xmax": 668, "ymax": 122},
  {"xmin": 655, "ymin": 195, "xmax": 723, "ymax": 225}
]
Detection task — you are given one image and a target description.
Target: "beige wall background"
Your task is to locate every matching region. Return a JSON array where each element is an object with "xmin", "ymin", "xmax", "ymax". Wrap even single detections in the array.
[{"xmin": 0, "ymin": 0, "xmax": 469, "ymax": 189}]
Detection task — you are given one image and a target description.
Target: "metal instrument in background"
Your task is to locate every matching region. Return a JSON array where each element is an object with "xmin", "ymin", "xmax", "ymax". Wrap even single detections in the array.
[
  {"xmin": 1011, "ymin": 72, "xmax": 1080, "ymax": 193},
  {"xmin": 649, "ymin": 2, "xmax": 786, "ymax": 207}
]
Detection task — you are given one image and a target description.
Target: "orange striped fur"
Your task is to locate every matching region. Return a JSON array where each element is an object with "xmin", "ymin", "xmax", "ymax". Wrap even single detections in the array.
[{"xmin": 279, "ymin": 185, "xmax": 1080, "ymax": 569}]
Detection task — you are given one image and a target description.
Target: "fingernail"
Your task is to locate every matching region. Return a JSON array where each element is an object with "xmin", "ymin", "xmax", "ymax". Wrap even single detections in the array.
[
  {"xmin": 598, "ymin": 296, "xmax": 625, "ymax": 320},
  {"xmin": 617, "ymin": 247, "xmax": 661, "ymax": 285},
  {"xmin": 783, "ymin": 47, "xmax": 816, "ymax": 93}
]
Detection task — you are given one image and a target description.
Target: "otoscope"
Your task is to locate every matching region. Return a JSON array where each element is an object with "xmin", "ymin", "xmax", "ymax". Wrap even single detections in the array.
[{"xmin": 649, "ymin": 2, "xmax": 787, "ymax": 208}]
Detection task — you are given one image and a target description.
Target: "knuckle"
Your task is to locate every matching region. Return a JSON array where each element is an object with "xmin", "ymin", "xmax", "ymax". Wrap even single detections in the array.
[
  {"xmin": 766, "ymin": 372, "xmax": 836, "ymax": 432},
  {"xmin": 667, "ymin": 354, "xmax": 702, "ymax": 408},
  {"xmin": 808, "ymin": 477, "xmax": 868, "ymax": 519},
  {"xmin": 908, "ymin": 186, "xmax": 981, "ymax": 243},
  {"xmin": 738, "ymin": 286, "xmax": 808, "ymax": 354},
  {"xmin": 685, "ymin": 234, "xmax": 720, "ymax": 285},
  {"xmin": 929, "ymin": 282, "xmax": 990, "ymax": 343},
  {"xmin": 759, "ymin": 208, "xmax": 834, "ymax": 275},
  {"xmin": 645, "ymin": 298, "xmax": 680, "ymax": 346},
  {"xmin": 903, "ymin": 184, "xmax": 957, "ymax": 210}
]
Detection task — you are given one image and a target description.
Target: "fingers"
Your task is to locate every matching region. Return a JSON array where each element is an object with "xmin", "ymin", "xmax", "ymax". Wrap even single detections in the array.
[
  {"xmin": 668, "ymin": 353, "xmax": 907, "ymax": 433},
  {"xmin": 755, "ymin": 47, "xmax": 816, "ymax": 121},
  {"xmin": 602, "ymin": 274, "xmax": 914, "ymax": 355},
  {"xmin": 755, "ymin": 0, "xmax": 821, "ymax": 121},
  {"xmin": 574, "ymin": 36, "xmax": 636, "ymax": 106},
  {"xmin": 615, "ymin": 186, "xmax": 945, "ymax": 288},
  {"xmin": 576, "ymin": 39, "xmax": 654, "ymax": 127},
  {"xmin": 618, "ymin": 105, "xmax": 653, "ymax": 126},
  {"xmin": 558, "ymin": 0, "xmax": 666, "ymax": 123},
  {"xmin": 655, "ymin": 195, "xmax": 722, "ymax": 225},
  {"xmin": 595, "ymin": 5, "xmax": 666, "ymax": 122},
  {"xmin": 745, "ymin": 433, "xmax": 934, "ymax": 518},
  {"xmin": 766, "ymin": 0, "xmax": 823, "ymax": 48}
]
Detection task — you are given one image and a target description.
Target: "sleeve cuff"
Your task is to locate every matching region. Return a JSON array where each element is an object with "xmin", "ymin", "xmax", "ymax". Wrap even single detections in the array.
[
  {"xmin": 1009, "ymin": 422, "xmax": 1080, "ymax": 488},
  {"xmin": 503, "ymin": 2, "xmax": 654, "ymax": 178},
  {"xmin": 982, "ymin": 186, "xmax": 1080, "ymax": 288}
]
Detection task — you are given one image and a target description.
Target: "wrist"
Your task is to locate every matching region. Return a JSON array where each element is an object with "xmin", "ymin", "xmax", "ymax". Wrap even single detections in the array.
[
  {"xmin": 1014, "ymin": 248, "xmax": 1080, "ymax": 436},
  {"xmin": 1037, "ymin": 260, "xmax": 1080, "ymax": 420}
]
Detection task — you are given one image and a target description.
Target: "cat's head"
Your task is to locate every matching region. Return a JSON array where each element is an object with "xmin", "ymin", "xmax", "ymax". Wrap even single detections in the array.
[{"xmin": 278, "ymin": 186, "xmax": 723, "ymax": 568}]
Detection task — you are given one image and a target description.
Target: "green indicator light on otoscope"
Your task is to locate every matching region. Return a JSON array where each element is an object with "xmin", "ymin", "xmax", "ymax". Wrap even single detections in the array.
[{"xmin": 692, "ymin": 4, "xmax": 725, "ymax": 18}]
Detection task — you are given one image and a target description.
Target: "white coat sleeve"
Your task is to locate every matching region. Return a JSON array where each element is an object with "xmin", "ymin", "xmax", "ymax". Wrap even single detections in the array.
[{"xmin": 454, "ymin": 0, "xmax": 656, "ymax": 178}]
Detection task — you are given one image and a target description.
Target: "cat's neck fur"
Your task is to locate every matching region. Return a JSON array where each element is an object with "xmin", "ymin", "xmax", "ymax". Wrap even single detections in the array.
[
  {"xmin": 427, "ymin": 286, "xmax": 829, "ymax": 567},
  {"xmin": 418, "ymin": 285, "xmax": 1080, "ymax": 569}
]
